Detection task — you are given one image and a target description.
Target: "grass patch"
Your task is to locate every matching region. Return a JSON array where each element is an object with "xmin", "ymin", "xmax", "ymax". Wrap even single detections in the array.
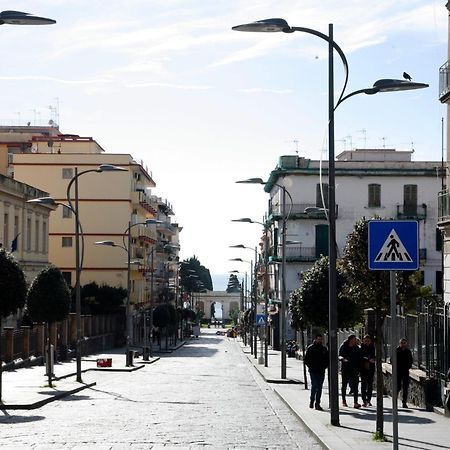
[{"xmin": 372, "ymin": 431, "xmax": 388, "ymax": 442}]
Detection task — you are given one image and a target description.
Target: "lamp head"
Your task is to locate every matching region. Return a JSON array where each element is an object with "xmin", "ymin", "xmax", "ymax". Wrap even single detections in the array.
[
  {"xmin": 236, "ymin": 178, "xmax": 266, "ymax": 184},
  {"xmin": 27, "ymin": 196, "xmax": 57, "ymax": 206},
  {"xmin": 232, "ymin": 18, "xmax": 290, "ymax": 33},
  {"xmin": 0, "ymin": 10, "xmax": 56, "ymax": 25},
  {"xmin": 94, "ymin": 240, "xmax": 117, "ymax": 247},
  {"xmin": 96, "ymin": 164, "xmax": 127, "ymax": 172},
  {"xmin": 372, "ymin": 79, "xmax": 429, "ymax": 93},
  {"xmin": 229, "ymin": 258, "xmax": 244, "ymax": 262},
  {"xmin": 229, "ymin": 244, "xmax": 246, "ymax": 249},
  {"xmin": 231, "ymin": 218, "xmax": 254, "ymax": 223}
]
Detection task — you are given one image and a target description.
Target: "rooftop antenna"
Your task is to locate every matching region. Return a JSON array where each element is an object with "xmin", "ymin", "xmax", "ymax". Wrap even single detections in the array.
[
  {"xmin": 380, "ymin": 137, "xmax": 386, "ymax": 148},
  {"xmin": 336, "ymin": 138, "xmax": 347, "ymax": 150},
  {"xmin": 345, "ymin": 135, "xmax": 353, "ymax": 150},
  {"xmin": 358, "ymin": 129, "xmax": 367, "ymax": 148},
  {"xmin": 286, "ymin": 138, "xmax": 299, "ymax": 154}
]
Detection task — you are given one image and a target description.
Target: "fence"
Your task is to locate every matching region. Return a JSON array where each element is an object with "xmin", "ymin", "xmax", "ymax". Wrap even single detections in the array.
[{"xmin": 0, "ymin": 313, "xmax": 122, "ymax": 365}]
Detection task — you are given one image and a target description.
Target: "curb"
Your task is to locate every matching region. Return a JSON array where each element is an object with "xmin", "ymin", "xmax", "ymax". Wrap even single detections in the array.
[
  {"xmin": 1, "ymin": 381, "xmax": 97, "ymax": 410},
  {"xmin": 54, "ymin": 364, "xmax": 146, "ymax": 381}
]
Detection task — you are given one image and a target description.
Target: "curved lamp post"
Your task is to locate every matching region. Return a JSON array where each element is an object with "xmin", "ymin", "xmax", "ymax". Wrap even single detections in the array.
[
  {"xmin": 236, "ymin": 178, "xmax": 293, "ymax": 378},
  {"xmin": 233, "ymin": 18, "xmax": 429, "ymax": 428},
  {"xmin": 28, "ymin": 164, "xmax": 124, "ymax": 382},
  {"xmin": 95, "ymin": 218, "xmax": 161, "ymax": 366}
]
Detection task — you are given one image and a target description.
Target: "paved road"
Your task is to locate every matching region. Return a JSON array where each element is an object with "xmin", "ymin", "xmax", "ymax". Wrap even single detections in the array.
[{"xmin": 0, "ymin": 329, "xmax": 320, "ymax": 449}]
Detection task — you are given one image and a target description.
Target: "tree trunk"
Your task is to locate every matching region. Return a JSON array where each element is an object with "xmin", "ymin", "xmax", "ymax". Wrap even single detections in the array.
[
  {"xmin": 375, "ymin": 309, "xmax": 384, "ymax": 437},
  {"xmin": 300, "ymin": 324, "xmax": 308, "ymax": 389},
  {"xmin": 47, "ymin": 322, "xmax": 53, "ymax": 388}
]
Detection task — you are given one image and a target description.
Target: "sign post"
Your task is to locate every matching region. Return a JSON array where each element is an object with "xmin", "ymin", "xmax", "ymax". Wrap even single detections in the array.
[{"xmin": 368, "ymin": 220, "xmax": 419, "ymax": 450}]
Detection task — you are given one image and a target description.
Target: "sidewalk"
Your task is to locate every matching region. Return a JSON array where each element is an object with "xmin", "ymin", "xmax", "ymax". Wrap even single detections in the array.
[
  {"xmin": 1, "ymin": 347, "xmax": 159, "ymax": 410},
  {"xmin": 238, "ymin": 339, "xmax": 450, "ymax": 450}
]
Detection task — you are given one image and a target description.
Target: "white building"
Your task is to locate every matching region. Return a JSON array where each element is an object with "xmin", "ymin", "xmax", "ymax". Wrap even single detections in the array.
[{"xmin": 264, "ymin": 149, "xmax": 443, "ymax": 297}]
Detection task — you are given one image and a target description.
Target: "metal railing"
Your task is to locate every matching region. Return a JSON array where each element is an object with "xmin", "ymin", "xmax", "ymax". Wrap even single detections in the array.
[
  {"xmin": 438, "ymin": 189, "xmax": 450, "ymax": 222},
  {"xmin": 269, "ymin": 202, "xmax": 338, "ymax": 219},
  {"xmin": 396, "ymin": 204, "xmax": 427, "ymax": 220},
  {"xmin": 439, "ymin": 60, "xmax": 450, "ymax": 101}
]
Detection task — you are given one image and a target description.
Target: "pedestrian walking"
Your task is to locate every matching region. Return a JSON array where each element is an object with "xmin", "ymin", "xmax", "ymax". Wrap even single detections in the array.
[
  {"xmin": 360, "ymin": 335, "xmax": 376, "ymax": 407},
  {"xmin": 397, "ymin": 338, "xmax": 413, "ymax": 408},
  {"xmin": 339, "ymin": 334, "xmax": 362, "ymax": 408},
  {"xmin": 304, "ymin": 334, "xmax": 329, "ymax": 411}
]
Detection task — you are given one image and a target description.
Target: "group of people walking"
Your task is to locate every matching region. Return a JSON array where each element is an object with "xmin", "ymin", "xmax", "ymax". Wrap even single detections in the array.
[{"xmin": 304, "ymin": 333, "xmax": 413, "ymax": 410}]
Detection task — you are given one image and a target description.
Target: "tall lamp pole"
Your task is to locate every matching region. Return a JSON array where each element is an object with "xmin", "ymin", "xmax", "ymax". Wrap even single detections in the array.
[
  {"xmin": 29, "ymin": 164, "xmax": 125, "ymax": 381},
  {"xmin": 233, "ymin": 17, "xmax": 428, "ymax": 425},
  {"xmin": 95, "ymin": 218, "xmax": 160, "ymax": 366}
]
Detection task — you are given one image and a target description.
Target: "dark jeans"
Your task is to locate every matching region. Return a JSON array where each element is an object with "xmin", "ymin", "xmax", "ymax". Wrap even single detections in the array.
[
  {"xmin": 360, "ymin": 370, "xmax": 374, "ymax": 403},
  {"xmin": 341, "ymin": 370, "xmax": 359, "ymax": 403},
  {"xmin": 397, "ymin": 371, "xmax": 410, "ymax": 404},
  {"xmin": 309, "ymin": 370, "xmax": 326, "ymax": 405}
]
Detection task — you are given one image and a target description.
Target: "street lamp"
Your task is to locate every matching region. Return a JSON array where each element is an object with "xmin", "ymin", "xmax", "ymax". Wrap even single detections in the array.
[
  {"xmin": 28, "ymin": 164, "xmax": 125, "ymax": 381},
  {"xmin": 233, "ymin": 17, "xmax": 428, "ymax": 426},
  {"xmin": 236, "ymin": 178, "xmax": 293, "ymax": 378},
  {"xmin": 95, "ymin": 218, "xmax": 161, "ymax": 366}
]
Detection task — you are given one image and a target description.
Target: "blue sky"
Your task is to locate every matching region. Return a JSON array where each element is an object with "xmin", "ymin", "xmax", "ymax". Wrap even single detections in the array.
[{"xmin": 1, "ymin": 1, "xmax": 447, "ymax": 289}]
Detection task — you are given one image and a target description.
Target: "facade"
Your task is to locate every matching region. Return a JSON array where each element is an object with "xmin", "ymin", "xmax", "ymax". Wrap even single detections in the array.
[
  {"xmin": 2, "ymin": 127, "xmax": 181, "ymax": 310},
  {"xmin": 438, "ymin": 3, "xmax": 450, "ymax": 304},
  {"xmin": 0, "ymin": 173, "xmax": 52, "ymax": 283},
  {"xmin": 264, "ymin": 150, "xmax": 443, "ymax": 298}
]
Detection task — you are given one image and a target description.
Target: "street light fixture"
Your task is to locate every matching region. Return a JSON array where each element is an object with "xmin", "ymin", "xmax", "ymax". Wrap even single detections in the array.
[
  {"xmin": 29, "ymin": 164, "xmax": 125, "ymax": 381},
  {"xmin": 0, "ymin": 10, "xmax": 56, "ymax": 25},
  {"xmin": 95, "ymin": 218, "xmax": 161, "ymax": 366},
  {"xmin": 233, "ymin": 17, "xmax": 428, "ymax": 426}
]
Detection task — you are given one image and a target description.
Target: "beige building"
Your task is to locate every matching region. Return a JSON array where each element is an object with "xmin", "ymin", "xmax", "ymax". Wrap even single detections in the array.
[
  {"xmin": 0, "ymin": 173, "xmax": 52, "ymax": 283},
  {"xmin": 3, "ymin": 127, "xmax": 180, "ymax": 309}
]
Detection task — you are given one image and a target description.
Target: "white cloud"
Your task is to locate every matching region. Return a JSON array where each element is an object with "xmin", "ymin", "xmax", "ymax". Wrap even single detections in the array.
[
  {"xmin": 0, "ymin": 75, "xmax": 113, "ymax": 85},
  {"xmin": 125, "ymin": 81, "xmax": 212, "ymax": 90},
  {"xmin": 237, "ymin": 87, "xmax": 293, "ymax": 95}
]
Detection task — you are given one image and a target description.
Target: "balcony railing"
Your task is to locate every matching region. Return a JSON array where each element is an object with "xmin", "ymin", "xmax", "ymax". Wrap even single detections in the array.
[
  {"xmin": 132, "ymin": 190, "xmax": 158, "ymax": 215},
  {"xmin": 439, "ymin": 60, "xmax": 450, "ymax": 102},
  {"xmin": 270, "ymin": 246, "xmax": 317, "ymax": 262},
  {"xmin": 438, "ymin": 189, "xmax": 450, "ymax": 222},
  {"xmin": 396, "ymin": 204, "xmax": 427, "ymax": 220},
  {"xmin": 269, "ymin": 203, "xmax": 338, "ymax": 220}
]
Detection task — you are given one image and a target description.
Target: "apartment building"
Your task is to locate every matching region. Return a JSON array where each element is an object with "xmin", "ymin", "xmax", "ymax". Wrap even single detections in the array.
[
  {"xmin": 2, "ymin": 126, "xmax": 180, "ymax": 309},
  {"xmin": 264, "ymin": 149, "xmax": 443, "ymax": 297}
]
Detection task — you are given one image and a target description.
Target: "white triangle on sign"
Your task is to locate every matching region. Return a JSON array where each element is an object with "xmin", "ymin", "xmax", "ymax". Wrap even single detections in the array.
[
  {"xmin": 375, "ymin": 229, "xmax": 412, "ymax": 263},
  {"xmin": 257, "ymin": 316, "xmax": 265, "ymax": 325}
]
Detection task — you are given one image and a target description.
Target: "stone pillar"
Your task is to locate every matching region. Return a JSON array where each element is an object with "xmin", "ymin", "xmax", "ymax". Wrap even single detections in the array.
[
  {"xmin": 50, "ymin": 322, "xmax": 57, "ymax": 348},
  {"xmin": 21, "ymin": 326, "xmax": 31, "ymax": 359},
  {"xmin": 61, "ymin": 319, "xmax": 68, "ymax": 348},
  {"xmin": 3, "ymin": 327, "xmax": 14, "ymax": 362}
]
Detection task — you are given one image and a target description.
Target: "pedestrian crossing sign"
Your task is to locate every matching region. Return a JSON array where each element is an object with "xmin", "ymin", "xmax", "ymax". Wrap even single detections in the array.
[
  {"xmin": 256, "ymin": 314, "xmax": 266, "ymax": 326},
  {"xmin": 368, "ymin": 220, "xmax": 419, "ymax": 271}
]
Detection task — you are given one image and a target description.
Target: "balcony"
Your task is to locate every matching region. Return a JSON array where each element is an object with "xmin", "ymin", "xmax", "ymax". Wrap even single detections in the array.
[
  {"xmin": 396, "ymin": 204, "xmax": 427, "ymax": 220},
  {"xmin": 439, "ymin": 60, "xmax": 450, "ymax": 103},
  {"xmin": 130, "ymin": 224, "xmax": 157, "ymax": 243},
  {"xmin": 269, "ymin": 203, "xmax": 338, "ymax": 221},
  {"xmin": 438, "ymin": 189, "xmax": 450, "ymax": 223},
  {"xmin": 131, "ymin": 190, "xmax": 158, "ymax": 215},
  {"xmin": 157, "ymin": 221, "xmax": 176, "ymax": 235},
  {"xmin": 270, "ymin": 246, "xmax": 317, "ymax": 263}
]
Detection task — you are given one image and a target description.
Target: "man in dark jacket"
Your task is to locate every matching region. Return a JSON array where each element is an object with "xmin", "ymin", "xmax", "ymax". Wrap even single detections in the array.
[
  {"xmin": 304, "ymin": 334, "xmax": 329, "ymax": 410},
  {"xmin": 397, "ymin": 338, "xmax": 413, "ymax": 408},
  {"xmin": 339, "ymin": 334, "xmax": 362, "ymax": 408},
  {"xmin": 360, "ymin": 335, "xmax": 376, "ymax": 407}
]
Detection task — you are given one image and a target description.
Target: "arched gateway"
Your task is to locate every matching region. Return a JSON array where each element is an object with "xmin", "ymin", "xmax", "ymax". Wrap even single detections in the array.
[{"xmin": 194, "ymin": 291, "xmax": 240, "ymax": 321}]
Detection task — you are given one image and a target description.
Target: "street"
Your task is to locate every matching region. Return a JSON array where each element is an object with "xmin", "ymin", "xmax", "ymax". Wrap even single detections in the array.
[{"xmin": 0, "ymin": 329, "xmax": 320, "ymax": 449}]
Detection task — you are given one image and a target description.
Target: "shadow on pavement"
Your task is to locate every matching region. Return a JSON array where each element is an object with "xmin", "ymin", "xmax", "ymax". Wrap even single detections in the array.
[
  {"xmin": 59, "ymin": 394, "xmax": 91, "ymax": 402},
  {"xmin": 0, "ymin": 414, "xmax": 45, "ymax": 424},
  {"xmin": 339, "ymin": 409, "xmax": 435, "ymax": 425},
  {"xmin": 173, "ymin": 347, "xmax": 219, "ymax": 357}
]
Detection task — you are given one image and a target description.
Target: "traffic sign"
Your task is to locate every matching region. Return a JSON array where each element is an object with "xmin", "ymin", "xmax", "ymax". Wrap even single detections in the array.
[
  {"xmin": 368, "ymin": 220, "xmax": 419, "ymax": 271},
  {"xmin": 256, "ymin": 314, "xmax": 266, "ymax": 326}
]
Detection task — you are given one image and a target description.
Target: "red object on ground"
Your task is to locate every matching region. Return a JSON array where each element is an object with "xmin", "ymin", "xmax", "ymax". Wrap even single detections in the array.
[{"xmin": 96, "ymin": 358, "xmax": 112, "ymax": 367}]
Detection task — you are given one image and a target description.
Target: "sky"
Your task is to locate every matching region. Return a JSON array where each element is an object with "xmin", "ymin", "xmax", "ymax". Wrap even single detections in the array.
[{"xmin": 0, "ymin": 0, "xmax": 447, "ymax": 290}]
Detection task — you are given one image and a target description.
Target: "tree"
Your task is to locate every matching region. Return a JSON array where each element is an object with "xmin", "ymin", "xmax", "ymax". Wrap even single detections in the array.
[
  {"xmin": 226, "ymin": 274, "xmax": 241, "ymax": 293},
  {"xmin": 79, "ymin": 282, "xmax": 126, "ymax": 315},
  {"xmin": 289, "ymin": 256, "xmax": 362, "ymax": 331},
  {"xmin": 341, "ymin": 217, "xmax": 422, "ymax": 438},
  {"xmin": 27, "ymin": 265, "xmax": 71, "ymax": 387},
  {"xmin": 0, "ymin": 249, "xmax": 27, "ymax": 400},
  {"xmin": 179, "ymin": 256, "xmax": 213, "ymax": 292}
]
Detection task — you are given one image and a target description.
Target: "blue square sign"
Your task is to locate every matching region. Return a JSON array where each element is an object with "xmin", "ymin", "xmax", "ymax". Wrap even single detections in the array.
[{"xmin": 368, "ymin": 220, "xmax": 419, "ymax": 271}]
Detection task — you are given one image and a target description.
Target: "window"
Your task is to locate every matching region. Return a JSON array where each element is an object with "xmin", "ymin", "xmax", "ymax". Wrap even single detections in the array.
[
  {"xmin": 403, "ymin": 184, "xmax": 418, "ymax": 216},
  {"xmin": 62, "ymin": 168, "xmax": 73, "ymax": 179},
  {"xmin": 13, "ymin": 215, "xmax": 19, "ymax": 251},
  {"xmin": 42, "ymin": 222, "xmax": 47, "ymax": 253},
  {"xmin": 316, "ymin": 183, "xmax": 329, "ymax": 208},
  {"xmin": 368, "ymin": 184, "xmax": 381, "ymax": 208},
  {"xmin": 26, "ymin": 218, "xmax": 31, "ymax": 251},
  {"xmin": 315, "ymin": 224, "xmax": 329, "ymax": 258},
  {"xmin": 436, "ymin": 228, "xmax": 443, "ymax": 251},
  {"xmin": 62, "ymin": 236, "xmax": 73, "ymax": 247},
  {"xmin": 3, "ymin": 213, "xmax": 9, "ymax": 249},
  {"xmin": 436, "ymin": 271, "xmax": 443, "ymax": 295},
  {"xmin": 62, "ymin": 206, "xmax": 72, "ymax": 218},
  {"xmin": 35, "ymin": 220, "xmax": 39, "ymax": 252}
]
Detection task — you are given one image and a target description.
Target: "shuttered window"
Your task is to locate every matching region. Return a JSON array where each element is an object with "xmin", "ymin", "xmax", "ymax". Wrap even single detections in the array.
[{"xmin": 368, "ymin": 184, "xmax": 381, "ymax": 207}]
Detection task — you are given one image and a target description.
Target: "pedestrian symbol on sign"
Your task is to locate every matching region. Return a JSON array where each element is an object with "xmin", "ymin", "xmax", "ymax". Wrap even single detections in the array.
[{"xmin": 375, "ymin": 229, "xmax": 412, "ymax": 262}]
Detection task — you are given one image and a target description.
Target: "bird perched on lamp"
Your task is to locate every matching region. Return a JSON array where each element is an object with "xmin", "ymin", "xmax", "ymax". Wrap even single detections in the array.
[{"xmin": 403, "ymin": 72, "xmax": 412, "ymax": 81}]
